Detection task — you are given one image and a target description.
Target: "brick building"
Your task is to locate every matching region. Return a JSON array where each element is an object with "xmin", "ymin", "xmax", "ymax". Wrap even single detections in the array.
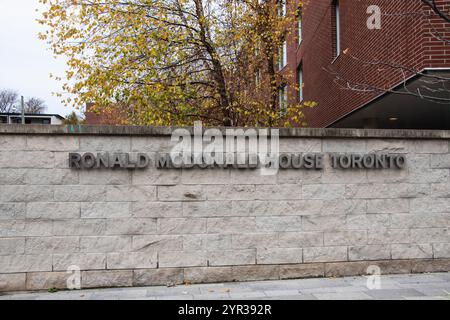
[
  {"xmin": 282, "ymin": 0, "xmax": 450, "ymax": 129},
  {"xmin": 84, "ymin": 103, "xmax": 128, "ymax": 126}
]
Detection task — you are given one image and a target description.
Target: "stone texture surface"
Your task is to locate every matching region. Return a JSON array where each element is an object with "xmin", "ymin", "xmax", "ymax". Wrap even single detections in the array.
[
  {"xmin": 52, "ymin": 253, "xmax": 106, "ymax": 271},
  {"xmin": 0, "ymin": 273, "xmax": 26, "ymax": 292},
  {"xmin": 232, "ymin": 265, "xmax": 279, "ymax": 282},
  {"xmin": 81, "ymin": 270, "xmax": 133, "ymax": 289},
  {"xmin": 303, "ymin": 246, "xmax": 348, "ymax": 263},
  {"xmin": 0, "ymin": 131, "xmax": 449, "ymax": 292},
  {"xmin": 0, "ymin": 255, "xmax": 52, "ymax": 273},
  {"xmin": 106, "ymin": 252, "xmax": 158, "ymax": 269},
  {"xmin": 325, "ymin": 261, "xmax": 371, "ymax": 277},
  {"xmin": 257, "ymin": 248, "xmax": 303, "ymax": 264},
  {"xmin": 26, "ymin": 272, "xmax": 70, "ymax": 290},
  {"xmin": 159, "ymin": 251, "xmax": 208, "ymax": 268},
  {"xmin": 279, "ymin": 263, "xmax": 325, "ymax": 279},
  {"xmin": 208, "ymin": 249, "xmax": 256, "ymax": 266},
  {"xmin": 184, "ymin": 267, "xmax": 234, "ymax": 284},
  {"xmin": 133, "ymin": 268, "xmax": 184, "ymax": 286}
]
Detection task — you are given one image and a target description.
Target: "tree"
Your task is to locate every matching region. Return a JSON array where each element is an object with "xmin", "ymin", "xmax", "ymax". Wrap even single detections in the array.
[
  {"xmin": 0, "ymin": 89, "xmax": 18, "ymax": 113},
  {"xmin": 25, "ymin": 97, "xmax": 46, "ymax": 114},
  {"xmin": 39, "ymin": 0, "xmax": 315, "ymax": 127},
  {"xmin": 63, "ymin": 111, "xmax": 85, "ymax": 125}
]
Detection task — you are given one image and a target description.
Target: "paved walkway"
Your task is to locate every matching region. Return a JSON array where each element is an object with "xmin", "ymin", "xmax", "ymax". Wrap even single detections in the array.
[{"xmin": 1, "ymin": 272, "xmax": 449, "ymax": 300}]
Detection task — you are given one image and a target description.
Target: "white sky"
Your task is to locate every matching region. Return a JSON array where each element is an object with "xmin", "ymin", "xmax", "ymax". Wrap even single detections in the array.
[{"xmin": 0, "ymin": 0, "xmax": 77, "ymax": 116}]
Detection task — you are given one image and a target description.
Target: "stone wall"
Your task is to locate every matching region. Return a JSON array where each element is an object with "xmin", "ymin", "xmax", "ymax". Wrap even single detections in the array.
[{"xmin": 0, "ymin": 125, "xmax": 449, "ymax": 292}]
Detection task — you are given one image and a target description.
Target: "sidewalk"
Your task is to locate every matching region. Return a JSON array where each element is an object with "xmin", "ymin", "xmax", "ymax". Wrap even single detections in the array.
[{"xmin": 1, "ymin": 272, "xmax": 449, "ymax": 300}]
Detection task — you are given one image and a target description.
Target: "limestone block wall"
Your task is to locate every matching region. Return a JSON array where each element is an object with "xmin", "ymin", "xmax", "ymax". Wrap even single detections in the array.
[{"xmin": 0, "ymin": 125, "xmax": 449, "ymax": 292}]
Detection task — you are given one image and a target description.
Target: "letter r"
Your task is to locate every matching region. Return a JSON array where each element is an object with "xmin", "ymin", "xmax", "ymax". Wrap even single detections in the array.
[{"xmin": 69, "ymin": 153, "xmax": 81, "ymax": 169}]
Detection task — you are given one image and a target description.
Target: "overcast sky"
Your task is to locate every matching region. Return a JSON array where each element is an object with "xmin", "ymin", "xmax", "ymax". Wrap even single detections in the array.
[{"xmin": 0, "ymin": 1, "xmax": 76, "ymax": 116}]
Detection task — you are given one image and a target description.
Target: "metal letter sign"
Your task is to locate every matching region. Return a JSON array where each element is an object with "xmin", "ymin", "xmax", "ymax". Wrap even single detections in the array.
[{"xmin": 68, "ymin": 152, "xmax": 406, "ymax": 170}]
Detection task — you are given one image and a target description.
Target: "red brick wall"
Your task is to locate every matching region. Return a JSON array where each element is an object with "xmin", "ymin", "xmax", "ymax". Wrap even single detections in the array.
[
  {"xmin": 85, "ymin": 103, "xmax": 128, "ymax": 125},
  {"xmin": 285, "ymin": 0, "xmax": 449, "ymax": 127}
]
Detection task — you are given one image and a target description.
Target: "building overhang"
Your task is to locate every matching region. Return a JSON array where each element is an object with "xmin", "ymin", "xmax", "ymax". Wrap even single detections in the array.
[
  {"xmin": 330, "ymin": 69, "xmax": 450, "ymax": 130},
  {"xmin": 0, "ymin": 113, "xmax": 65, "ymax": 120}
]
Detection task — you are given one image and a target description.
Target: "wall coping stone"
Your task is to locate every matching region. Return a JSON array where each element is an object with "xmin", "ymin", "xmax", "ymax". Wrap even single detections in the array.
[{"xmin": 1, "ymin": 124, "xmax": 450, "ymax": 139}]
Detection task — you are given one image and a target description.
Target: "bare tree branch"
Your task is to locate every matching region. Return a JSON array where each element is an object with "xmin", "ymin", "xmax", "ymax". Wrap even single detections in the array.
[
  {"xmin": 25, "ymin": 97, "xmax": 46, "ymax": 114},
  {"xmin": 323, "ymin": 67, "xmax": 450, "ymax": 105},
  {"xmin": 421, "ymin": 0, "xmax": 450, "ymax": 23},
  {"xmin": 0, "ymin": 89, "xmax": 19, "ymax": 113}
]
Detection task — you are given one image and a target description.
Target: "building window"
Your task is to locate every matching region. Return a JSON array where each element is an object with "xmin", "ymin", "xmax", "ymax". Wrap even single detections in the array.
[
  {"xmin": 279, "ymin": 84, "xmax": 288, "ymax": 113},
  {"xmin": 277, "ymin": 0, "xmax": 286, "ymax": 17},
  {"xmin": 297, "ymin": 7, "xmax": 303, "ymax": 45},
  {"xmin": 278, "ymin": 40, "xmax": 287, "ymax": 70},
  {"xmin": 297, "ymin": 65, "xmax": 303, "ymax": 102},
  {"xmin": 333, "ymin": 0, "xmax": 341, "ymax": 57}
]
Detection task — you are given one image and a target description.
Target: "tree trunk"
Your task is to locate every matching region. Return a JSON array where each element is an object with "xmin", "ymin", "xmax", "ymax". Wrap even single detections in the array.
[
  {"xmin": 194, "ymin": 0, "xmax": 232, "ymax": 126},
  {"xmin": 258, "ymin": 2, "xmax": 278, "ymax": 127}
]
